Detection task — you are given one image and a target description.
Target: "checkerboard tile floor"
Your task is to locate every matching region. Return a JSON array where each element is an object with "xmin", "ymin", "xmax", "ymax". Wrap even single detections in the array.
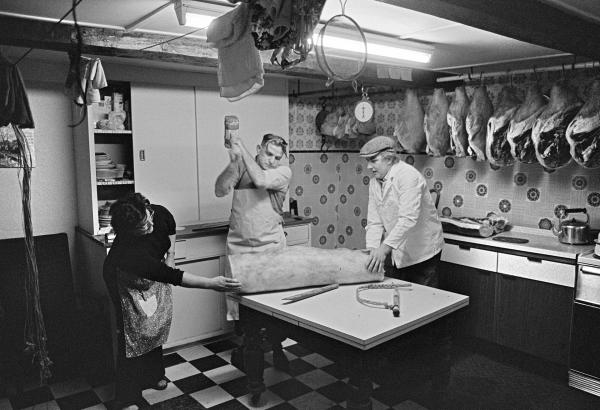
[
  {"xmin": 0, "ymin": 338, "xmax": 405, "ymax": 410},
  {"xmin": 4, "ymin": 336, "xmax": 600, "ymax": 409}
]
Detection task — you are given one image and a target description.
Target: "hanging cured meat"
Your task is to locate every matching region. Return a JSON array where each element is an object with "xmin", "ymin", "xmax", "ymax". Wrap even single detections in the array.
[
  {"xmin": 531, "ymin": 81, "xmax": 582, "ymax": 169},
  {"xmin": 486, "ymin": 87, "xmax": 521, "ymax": 167},
  {"xmin": 424, "ymin": 88, "xmax": 450, "ymax": 156},
  {"xmin": 466, "ymin": 86, "xmax": 494, "ymax": 161},
  {"xmin": 506, "ymin": 84, "xmax": 547, "ymax": 164},
  {"xmin": 447, "ymin": 86, "xmax": 470, "ymax": 157},
  {"xmin": 566, "ymin": 79, "xmax": 600, "ymax": 168},
  {"xmin": 394, "ymin": 88, "xmax": 426, "ymax": 153}
]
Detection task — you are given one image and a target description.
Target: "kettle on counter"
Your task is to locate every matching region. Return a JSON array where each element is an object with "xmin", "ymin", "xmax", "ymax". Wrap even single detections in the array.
[{"xmin": 552, "ymin": 208, "xmax": 591, "ymax": 245}]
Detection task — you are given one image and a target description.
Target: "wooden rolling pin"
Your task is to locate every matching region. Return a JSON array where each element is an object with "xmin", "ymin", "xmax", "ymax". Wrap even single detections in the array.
[{"xmin": 282, "ymin": 283, "xmax": 339, "ymax": 304}]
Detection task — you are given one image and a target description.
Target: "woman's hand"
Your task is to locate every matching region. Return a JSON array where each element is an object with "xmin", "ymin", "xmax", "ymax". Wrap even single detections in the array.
[{"xmin": 209, "ymin": 276, "xmax": 242, "ymax": 292}]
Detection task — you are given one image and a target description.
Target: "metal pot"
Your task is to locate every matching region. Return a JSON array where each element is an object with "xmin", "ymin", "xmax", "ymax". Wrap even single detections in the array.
[{"xmin": 552, "ymin": 208, "xmax": 591, "ymax": 245}]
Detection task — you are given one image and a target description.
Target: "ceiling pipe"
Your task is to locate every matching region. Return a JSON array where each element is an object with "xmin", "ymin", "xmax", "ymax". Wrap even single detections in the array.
[
  {"xmin": 436, "ymin": 61, "xmax": 600, "ymax": 83},
  {"xmin": 434, "ymin": 53, "xmax": 573, "ymax": 72}
]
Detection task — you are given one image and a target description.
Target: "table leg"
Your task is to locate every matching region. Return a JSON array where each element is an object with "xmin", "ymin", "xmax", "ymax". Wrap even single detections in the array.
[
  {"xmin": 239, "ymin": 312, "xmax": 265, "ymax": 405},
  {"xmin": 345, "ymin": 353, "xmax": 374, "ymax": 410}
]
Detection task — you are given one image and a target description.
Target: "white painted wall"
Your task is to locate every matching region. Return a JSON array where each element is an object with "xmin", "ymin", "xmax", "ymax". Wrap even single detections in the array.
[{"xmin": 0, "ymin": 54, "xmax": 288, "ymax": 295}]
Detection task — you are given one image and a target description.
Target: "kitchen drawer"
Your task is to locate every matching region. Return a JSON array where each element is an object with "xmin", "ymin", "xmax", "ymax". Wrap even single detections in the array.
[
  {"xmin": 441, "ymin": 242, "xmax": 497, "ymax": 271},
  {"xmin": 284, "ymin": 224, "xmax": 310, "ymax": 246},
  {"xmin": 178, "ymin": 234, "xmax": 227, "ymax": 261},
  {"xmin": 497, "ymin": 253, "xmax": 575, "ymax": 287}
]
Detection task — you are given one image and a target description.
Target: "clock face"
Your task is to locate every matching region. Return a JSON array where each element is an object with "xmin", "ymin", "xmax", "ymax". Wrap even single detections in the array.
[{"xmin": 354, "ymin": 100, "xmax": 374, "ymax": 122}]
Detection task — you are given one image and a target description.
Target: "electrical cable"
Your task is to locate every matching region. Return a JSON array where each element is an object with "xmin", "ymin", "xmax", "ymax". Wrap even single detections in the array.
[{"xmin": 13, "ymin": 0, "xmax": 85, "ymax": 66}]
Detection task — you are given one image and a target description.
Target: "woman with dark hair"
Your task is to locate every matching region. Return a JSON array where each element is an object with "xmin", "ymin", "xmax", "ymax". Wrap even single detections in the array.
[{"xmin": 103, "ymin": 193, "xmax": 240, "ymax": 409}]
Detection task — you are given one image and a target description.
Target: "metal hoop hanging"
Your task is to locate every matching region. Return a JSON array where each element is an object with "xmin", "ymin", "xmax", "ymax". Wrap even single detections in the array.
[{"xmin": 315, "ymin": 12, "xmax": 368, "ymax": 87}]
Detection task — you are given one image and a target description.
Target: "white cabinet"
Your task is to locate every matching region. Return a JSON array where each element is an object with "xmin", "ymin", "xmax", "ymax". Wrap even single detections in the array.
[
  {"xmin": 130, "ymin": 84, "xmax": 199, "ymax": 224},
  {"xmin": 440, "ymin": 239, "xmax": 576, "ymax": 364},
  {"xmin": 167, "ymin": 222, "xmax": 312, "ymax": 347},
  {"xmin": 497, "ymin": 253, "xmax": 575, "ymax": 288},
  {"xmin": 166, "ymin": 257, "xmax": 230, "ymax": 348}
]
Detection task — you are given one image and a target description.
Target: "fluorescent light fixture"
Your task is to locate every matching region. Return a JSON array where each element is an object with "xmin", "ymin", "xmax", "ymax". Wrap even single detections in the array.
[
  {"xmin": 174, "ymin": 0, "xmax": 231, "ymax": 28},
  {"xmin": 313, "ymin": 27, "xmax": 433, "ymax": 65}
]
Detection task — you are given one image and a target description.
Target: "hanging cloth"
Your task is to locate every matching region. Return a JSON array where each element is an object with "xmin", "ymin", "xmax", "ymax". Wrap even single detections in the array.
[
  {"xmin": 207, "ymin": 3, "xmax": 264, "ymax": 101},
  {"xmin": 64, "ymin": 54, "xmax": 108, "ymax": 106},
  {"xmin": 0, "ymin": 53, "xmax": 34, "ymax": 128}
]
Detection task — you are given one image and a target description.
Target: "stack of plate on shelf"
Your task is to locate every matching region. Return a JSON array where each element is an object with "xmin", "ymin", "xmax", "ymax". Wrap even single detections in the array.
[
  {"xmin": 95, "ymin": 152, "xmax": 124, "ymax": 180},
  {"xmin": 98, "ymin": 201, "xmax": 113, "ymax": 228}
]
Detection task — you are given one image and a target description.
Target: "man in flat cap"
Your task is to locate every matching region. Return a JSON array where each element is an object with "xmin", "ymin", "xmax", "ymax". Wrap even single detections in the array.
[{"xmin": 360, "ymin": 136, "xmax": 444, "ymax": 287}]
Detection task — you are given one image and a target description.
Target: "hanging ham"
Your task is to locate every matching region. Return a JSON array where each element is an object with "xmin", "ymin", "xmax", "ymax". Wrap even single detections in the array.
[
  {"xmin": 466, "ymin": 86, "xmax": 494, "ymax": 161},
  {"xmin": 447, "ymin": 86, "xmax": 470, "ymax": 157},
  {"xmin": 486, "ymin": 86, "xmax": 521, "ymax": 167},
  {"xmin": 566, "ymin": 79, "xmax": 600, "ymax": 168},
  {"xmin": 424, "ymin": 88, "xmax": 450, "ymax": 156},
  {"xmin": 506, "ymin": 84, "xmax": 547, "ymax": 164},
  {"xmin": 394, "ymin": 88, "xmax": 426, "ymax": 153},
  {"xmin": 531, "ymin": 81, "xmax": 582, "ymax": 169}
]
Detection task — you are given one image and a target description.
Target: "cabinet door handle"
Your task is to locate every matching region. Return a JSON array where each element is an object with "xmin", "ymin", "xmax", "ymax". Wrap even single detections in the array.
[
  {"xmin": 284, "ymin": 231, "xmax": 288, "ymax": 237},
  {"xmin": 581, "ymin": 266, "xmax": 600, "ymax": 276},
  {"xmin": 526, "ymin": 256, "xmax": 542, "ymax": 263},
  {"xmin": 458, "ymin": 244, "xmax": 471, "ymax": 250},
  {"xmin": 139, "ymin": 149, "xmax": 145, "ymax": 161}
]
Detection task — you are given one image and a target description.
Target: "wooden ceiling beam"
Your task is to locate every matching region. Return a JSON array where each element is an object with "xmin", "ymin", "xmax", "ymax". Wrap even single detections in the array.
[
  {"xmin": 377, "ymin": 0, "xmax": 600, "ymax": 60},
  {"xmin": 0, "ymin": 15, "xmax": 448, "ymax": 88}
]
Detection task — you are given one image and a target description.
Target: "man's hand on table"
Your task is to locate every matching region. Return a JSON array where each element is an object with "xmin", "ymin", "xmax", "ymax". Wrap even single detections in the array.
[{"xmin": 366, "ymin": 244, "xmax": 392, "ymax": 273}]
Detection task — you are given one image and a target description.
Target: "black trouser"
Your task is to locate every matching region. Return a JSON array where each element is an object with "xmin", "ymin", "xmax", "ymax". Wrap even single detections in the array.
[
  {"xmin": 384, "ymin": 251, "xmax": 441, "ymax": 288},
  {"xmin": 115, "ymin": 332, "xmax": 165, "ymax": 405},
  {"xmin": 384, "ymin": 251, "xmax": 451, "ymax": 395}
]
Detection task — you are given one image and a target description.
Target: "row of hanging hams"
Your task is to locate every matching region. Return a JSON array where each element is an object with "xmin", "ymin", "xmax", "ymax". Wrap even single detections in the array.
[{"xmin": 394, "ymin": 79, "xmax": 600, "ymax": 169}]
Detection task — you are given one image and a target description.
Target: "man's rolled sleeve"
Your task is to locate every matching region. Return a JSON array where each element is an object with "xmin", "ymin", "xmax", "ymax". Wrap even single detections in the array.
[{"xmin": 263, "ymin": 166, "xmax": 292, "ymax": 191}]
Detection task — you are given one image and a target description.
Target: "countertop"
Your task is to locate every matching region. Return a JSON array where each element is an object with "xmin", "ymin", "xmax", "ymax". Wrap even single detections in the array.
[
  {"xmin": 81, "ymin": 218, "xmax": 593, "ymax": 261},
  {"xmin": 81, "ymin": 216, "xmax": 315, "ymax": 247},
  {"xmin": 174, "ymin": 215, "xmax": 314, "ymax": 239},
  {"xmin": 444, "ymin": 226, "xmax": 595, "ymax": 262}
]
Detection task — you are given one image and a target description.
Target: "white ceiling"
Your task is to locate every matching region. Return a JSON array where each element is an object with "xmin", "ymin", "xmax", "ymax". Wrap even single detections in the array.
[{"xmin": 0, "ymin": 0, "xmax": 597, "ymax": 76}]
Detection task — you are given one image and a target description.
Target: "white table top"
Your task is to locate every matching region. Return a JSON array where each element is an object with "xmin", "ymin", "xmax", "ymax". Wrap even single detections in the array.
[{"xmin": 231, "ymin": 278, "xmax": 469, "ymax": 350}]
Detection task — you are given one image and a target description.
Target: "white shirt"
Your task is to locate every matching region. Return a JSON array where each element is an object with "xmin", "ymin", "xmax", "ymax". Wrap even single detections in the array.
[{"xmin": 365, "ymin": 161, "xmax": 444, "ymax": 268}]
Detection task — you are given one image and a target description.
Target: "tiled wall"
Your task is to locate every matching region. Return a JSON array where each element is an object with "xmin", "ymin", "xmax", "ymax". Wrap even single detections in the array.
[{"xmin": 288, "ymin": 69, "xmax": 600, "ymax": 248}]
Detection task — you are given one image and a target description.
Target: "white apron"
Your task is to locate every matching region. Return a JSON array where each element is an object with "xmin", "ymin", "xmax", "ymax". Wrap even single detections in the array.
[
  {"xmin": 226, "ymin": 186, "xmax": 286, "ymax": 319},
  {"xmin": 227, "ymin": 186, "xmax": 286, "ymax": 254}
]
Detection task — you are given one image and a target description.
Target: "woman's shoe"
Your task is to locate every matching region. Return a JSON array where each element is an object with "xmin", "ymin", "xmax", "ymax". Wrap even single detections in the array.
[{"xmin": 153, "ymin": 378, "xmax": 168, "ymax": 390}]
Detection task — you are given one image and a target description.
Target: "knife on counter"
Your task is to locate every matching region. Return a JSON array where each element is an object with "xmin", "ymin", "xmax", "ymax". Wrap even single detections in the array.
[{"xmin": 282, "ymin": 283, "xmax": 339, "ymax": 304}]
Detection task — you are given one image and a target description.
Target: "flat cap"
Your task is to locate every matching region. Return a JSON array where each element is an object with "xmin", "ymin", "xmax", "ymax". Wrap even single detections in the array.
[{"xmin": 359, "ymin": 136, "xmax": 396, "ymax": 157}]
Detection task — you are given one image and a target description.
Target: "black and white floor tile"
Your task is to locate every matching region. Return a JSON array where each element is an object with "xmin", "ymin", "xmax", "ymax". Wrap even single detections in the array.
[{"xmin": 2, "ymin": 337, "xmax": 600, "ymax": 410}]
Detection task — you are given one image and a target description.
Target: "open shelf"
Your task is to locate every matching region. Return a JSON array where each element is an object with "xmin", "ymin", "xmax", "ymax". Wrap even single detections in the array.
[
  {"xmin": 96, "ymin": 179, "xmax": 135, "ymax": 186},
  {"xmin": 94, "ymin": 129, "xmax": 132, "ymax": 134}
]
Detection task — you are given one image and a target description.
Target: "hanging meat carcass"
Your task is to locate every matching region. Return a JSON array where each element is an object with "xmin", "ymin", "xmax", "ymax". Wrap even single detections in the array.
[
  {"xmin": 447, "ymin": 86, "xmax": 470, "ymax": 157},
  {"xmin": 424, "ymin": 88, "xmax": 450, "ymax": 156},
  {"xmin": 486, "ymin": 87, "xmax": 521, "ymax": 167},
  {"xmin": 506, "ymin": 84, "xmax": 547, "ymax": 164},
  {"xmin": 394, "ymin": 88, "xmax": 426, "ymax": 153},
  {"xmin": 566, "ymin": 79, "xmax": 600, "ymax": 168},
  {"xmin": 531, "ymin": 81, "xmax": 582, "ymax": 169},
  {"xmin": 466, "ymin": 86, "xmax": 494, "ymax": 161}
]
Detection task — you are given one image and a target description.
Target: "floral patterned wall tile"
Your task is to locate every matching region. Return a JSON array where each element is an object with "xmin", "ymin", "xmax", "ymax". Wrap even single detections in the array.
[{"xmin": 289, "ymin": 68, "xmax": 600, "ymax": 248}]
